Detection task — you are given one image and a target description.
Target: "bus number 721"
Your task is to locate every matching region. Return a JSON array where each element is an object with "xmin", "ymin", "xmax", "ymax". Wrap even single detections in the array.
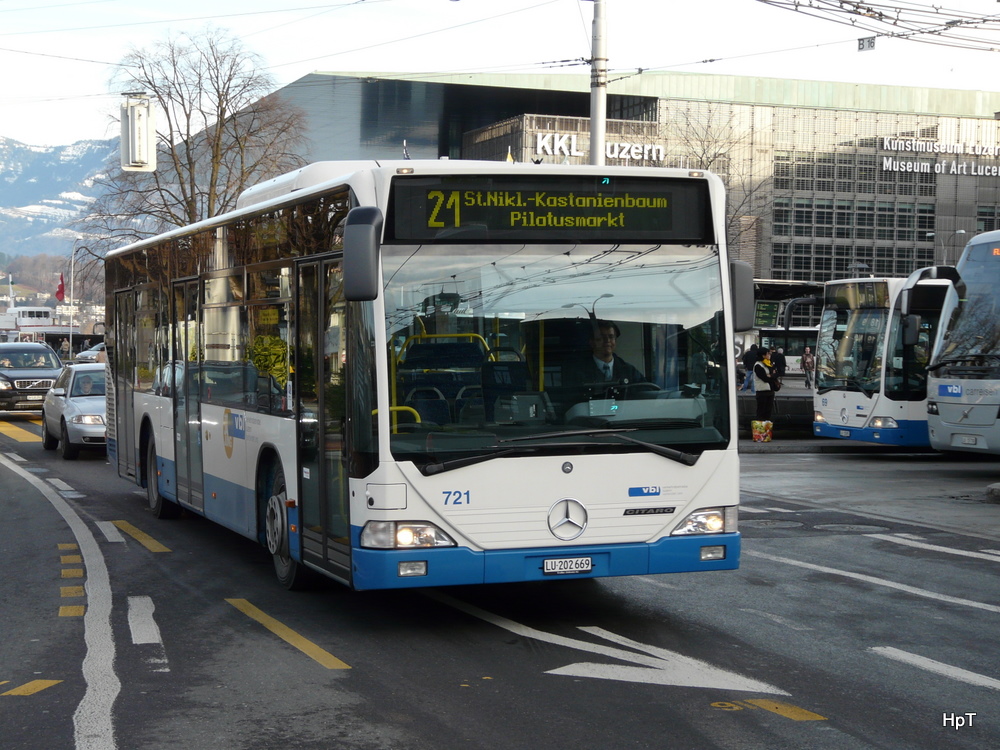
[{"xmin": 442, "ymin": 490, "xmax": 470, "ymax": 505}]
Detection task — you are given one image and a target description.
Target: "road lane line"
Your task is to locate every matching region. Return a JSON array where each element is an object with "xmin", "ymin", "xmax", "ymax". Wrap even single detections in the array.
[
  {"xmin": 0, "ymin": 422, "xmax": 40, "ymax": 442},
  {"xmin": 867, "ymin": 533, "xmax": 1000, "ymax": 562},
  {"xmin": 0, "ymin": 453, "xmax": 120, "ymax": 749},
  {"xmin": 742, "ymin": 698, "xmax": 827, "ymax": 721},
  {"xmin": 95, "ymin": 521, "xmax": 126, "ymax": 543},
  {"xmin": 871, "ymin": 647, "xmax": 1000, "ymax": 691},
  {"xmin": 746, "ymin": 550, "xmax": 1000, "ymax": 614},
  {"xmin": 127, "ymin": 597, "xmax": 163, "ymax": 645},
  {"xmin": 225, "ymin": 599, "xmax": 351, "ymax": 670},
  {"xmin": 111, "ymin": 520, "xmax": 170, "ymax": 552},
  {"xmin": 48, "ymin": 478, "xmax": 73, "ymax": 492},
  {"xmin": 1, "ymin": 680, "xmax": 63, "ymax": 696}
]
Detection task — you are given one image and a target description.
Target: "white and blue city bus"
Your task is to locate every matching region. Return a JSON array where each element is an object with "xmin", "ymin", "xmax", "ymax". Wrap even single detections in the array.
[
  {"xmin": 811, "ymin": 271, "xmax": 952, "ymax": 447},
  {"xmin": 926, "ymin": 231, "xmax": 1000, "ymax": 453},
  {"xmin": 105, "ymin": 160, "xmax": 753, "ymax": 590}
]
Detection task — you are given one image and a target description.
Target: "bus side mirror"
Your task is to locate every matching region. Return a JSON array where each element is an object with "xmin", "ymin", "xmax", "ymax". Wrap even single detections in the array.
[
  {"xmin": 343, "ymin": 206, "xmax": 383, "ymax": 301},
  {"xmin": 902, "ymin": 314, "xmax": 921, "ymax": 347},
  {"xmin": 730, "ymin": 260, "xmax": 754, "ymax": 332}
]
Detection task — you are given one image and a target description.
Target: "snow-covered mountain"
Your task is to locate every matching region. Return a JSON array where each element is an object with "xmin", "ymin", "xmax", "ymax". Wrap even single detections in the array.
[{"xmin": 0, "ymin": 136, "xmax": 117, "ymax": 258}]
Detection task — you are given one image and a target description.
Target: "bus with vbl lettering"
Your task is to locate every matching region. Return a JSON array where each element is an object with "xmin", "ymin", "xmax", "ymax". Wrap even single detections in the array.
[
  {"xmin": 926, "ymin": 231, "xmax": 1000, "ymax": 453},
  {"xmin": 105, "ymin": 159, "xmax": 754, "ymax": 590}
]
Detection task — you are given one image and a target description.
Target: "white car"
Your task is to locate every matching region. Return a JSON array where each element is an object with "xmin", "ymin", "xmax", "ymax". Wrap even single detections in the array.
[
  {"xmin": 41, "ymin": 362, "xmax": 107, "ymax": 459},
  {"xmin": 74, "ymin": 342, "xmax": 105, "ymax": 363}
]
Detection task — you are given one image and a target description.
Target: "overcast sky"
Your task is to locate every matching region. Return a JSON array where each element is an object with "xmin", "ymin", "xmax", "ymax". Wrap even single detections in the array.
[{"xmin": 2, "ymin": 0, "xmax": 999, "ymax": 147}]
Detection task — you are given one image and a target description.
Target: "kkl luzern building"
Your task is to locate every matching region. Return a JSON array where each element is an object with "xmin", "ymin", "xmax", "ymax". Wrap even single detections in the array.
[{"xmin": 280, "ymin": 71, "xmax": 1000, "ymax": 282}]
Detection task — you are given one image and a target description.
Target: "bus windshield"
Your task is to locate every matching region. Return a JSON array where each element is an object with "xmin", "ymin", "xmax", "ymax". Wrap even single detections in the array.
[
  {"xmin": 380, "ymin": 241, "xmax": 728, "ymax": 470},
  {"xmin": 939, "ymin": 242, "xmax": 1000, "ymax": 361},
  {"xmin": 816, "ymin": 281, "xmax": 890, "ymax": 395}
]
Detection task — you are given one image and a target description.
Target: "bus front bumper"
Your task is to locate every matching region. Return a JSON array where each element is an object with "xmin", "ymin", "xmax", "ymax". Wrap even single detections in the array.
[
  {"xmin": 813, "ymin": 420, "xmax": 929, "ymax": 447},
  {"xmin": 348, "ymin": 532, "xmax": 740, "ymax": 591}
]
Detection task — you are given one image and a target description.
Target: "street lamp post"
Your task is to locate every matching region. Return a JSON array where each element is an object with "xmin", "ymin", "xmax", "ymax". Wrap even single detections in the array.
[
  {"xmin": 950, "ymin": 229, "xmax": 967, "ymax": 265},
  {"xmin": 926, "ymin": 230, "xmax": 966, "ymax": 265}
]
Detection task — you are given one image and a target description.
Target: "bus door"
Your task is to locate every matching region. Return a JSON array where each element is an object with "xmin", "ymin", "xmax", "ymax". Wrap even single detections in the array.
[
  {"xmin": 172, "ymin": 279, "xmax": 204, "ymax": 511},
  {"xmin": 296, "ymin": 258, "xmax": 349, "ymax": 579},
  {"xmin": 114, "ymin": 290, "xmax": 137, "ymax": 478}
]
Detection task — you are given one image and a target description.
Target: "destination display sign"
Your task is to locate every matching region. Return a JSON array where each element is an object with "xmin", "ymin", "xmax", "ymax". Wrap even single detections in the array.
[{"xmin": 386, "ymin": 174, "xmax": 714, "ymax": 243}]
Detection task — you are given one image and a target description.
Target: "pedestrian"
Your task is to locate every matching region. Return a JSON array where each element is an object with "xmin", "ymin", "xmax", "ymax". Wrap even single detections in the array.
[
  {"xmin": 740, "ymin": 344, "xmax": 758, "ymax": 393},
  {"xmin": 753, "ymin": 346, "xmax": 781, "ymax": 422},
  {"xmin": 59, "ymin": 337, "xmax": 70, "ymax": 359},
  {"xmin": 772, "ymin": 346, "xmax": 787, "ymax": 380},
  {"xmin": 801, "ymin": 346, "xmax": 816, "ymax": 389}
]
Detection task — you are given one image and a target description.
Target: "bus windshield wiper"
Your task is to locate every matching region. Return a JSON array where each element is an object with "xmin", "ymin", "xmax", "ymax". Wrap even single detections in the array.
[
  {"xmin": 423, "ymin": 448, "xmax": 520, "ymax": 475},
  {"xmin": 500, "ymin": 428, "xmax": 698, "ymax": 466},
  {"xmin": 927, "ymin": 353, "xmax": 1000, "ymax": 372},
  {"xmin": 830, "ymin": 376, "xmax": 873, "ymax": 395}
]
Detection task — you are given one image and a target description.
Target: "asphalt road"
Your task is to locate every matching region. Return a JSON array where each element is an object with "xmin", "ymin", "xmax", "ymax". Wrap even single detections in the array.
[{"xmin": 1, "ymin": 411, "xmax": 998, "ymax": 750}]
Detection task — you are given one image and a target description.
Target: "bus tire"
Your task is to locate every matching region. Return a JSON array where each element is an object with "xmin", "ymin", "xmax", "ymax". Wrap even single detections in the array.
[
  {"xmin": 263, "ymin": 462, "xmax": 310, "ymax": 590},
  {"xmin": 146, "ymin": 437, "xmax": 179, "ymax": 519}
]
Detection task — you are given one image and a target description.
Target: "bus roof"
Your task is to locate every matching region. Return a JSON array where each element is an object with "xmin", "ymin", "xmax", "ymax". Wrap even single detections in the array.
[{"xmin": 105, "ymin": 160, "xmax": 722, "ymax": 261}]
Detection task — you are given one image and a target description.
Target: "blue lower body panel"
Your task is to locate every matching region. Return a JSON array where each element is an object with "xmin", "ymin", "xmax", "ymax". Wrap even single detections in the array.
[
  {"xmin": 813, "ymin": 419, "xmax": 929, "ymax": 447},
  {"xmin": 349, "ymin": 531, "xmax": 740, "ymax": 591}
]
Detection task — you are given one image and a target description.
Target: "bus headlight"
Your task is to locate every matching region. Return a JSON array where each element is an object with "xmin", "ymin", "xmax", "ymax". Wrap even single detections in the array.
[
  {"xmin": 869, "ymin": 417, "xmax": 898, "ymax": 429},
  {"xmin": 671, "ymin": 507, "xmax": 737, "ymax": 535},
  {"xmin": 927, "ymin": 401, "xmax": 939, "ymax": 415},
  {"xmin": 814, "ymin": 410, "xmax": 827, "ymax": 424},
  {"xmin": 360, "ymin": 521, "xmax": 456, "ymax": 549}
]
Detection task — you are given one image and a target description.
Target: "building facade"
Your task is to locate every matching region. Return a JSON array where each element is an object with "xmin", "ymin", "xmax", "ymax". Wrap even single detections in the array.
[{"xmin": 278, "ymin": 71, "xmax": 1000, "ymax": 283}]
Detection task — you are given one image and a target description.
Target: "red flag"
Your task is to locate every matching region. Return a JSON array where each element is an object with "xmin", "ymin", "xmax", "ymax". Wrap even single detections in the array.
[{"xmin": 56, "ymin": 273, "xmax": 65, "ymax": 302}]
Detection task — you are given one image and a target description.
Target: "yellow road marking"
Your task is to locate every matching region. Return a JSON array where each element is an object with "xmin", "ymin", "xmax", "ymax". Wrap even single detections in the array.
[
  {"xmin": 61, "ymin": 586, "xmax": 85, "ymax": 597},
  {"xmin": 60, "ymin": 555, "xmax": 82, "ymax": 564},
  {"xmin": 1, "ymin": 680, "xmax": 63, "ymax": 696},
  {"xmin": 59, "ymin": 605, "xmax": 86, "ymax": 617},
  {"xmin": 0, "ymin": 421, "xmax": 40, "ymax": 442},
  {"xmin": 58, "ymin": 544, "xmax": 78, "ymax": 551},
  {"xmin": 61, "ymin": 569, "xmax": 83, "ymax": 578},
  {"xmin": 743, "ymin": 699, "xmax": 827, "ymax": 721},
  {"xmin": 111, "ymin": 520, "xmax": 171, "ymax": 552},
  {"xmin": 226, "ymin": 598, "xmax": 350, "ymax": 670}
]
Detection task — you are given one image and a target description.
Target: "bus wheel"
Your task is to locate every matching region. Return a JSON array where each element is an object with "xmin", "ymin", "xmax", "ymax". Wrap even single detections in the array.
[
  {"xmin": 146, "ymin": 438, "xmax": 179, "ymax": 519},
  {"xmin": 264, "ymin": 463, "xmax": 309, "ymax": 590}
]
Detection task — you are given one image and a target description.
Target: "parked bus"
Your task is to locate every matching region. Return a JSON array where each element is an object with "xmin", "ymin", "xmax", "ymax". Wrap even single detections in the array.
[
  {"xmin": 926, "ymin": 230, "xmax": 1000, "ymax": 453},
  {"xmin": 757, "ymin": 326, "xmax": 818, "ymax": 378},
  {"xmin": 105, "ymin": 160, "xmax": 753, "ymax": 590},
  {"xmin": 811, "ymin": 272, "xmax": 952, "ymax": 446}
]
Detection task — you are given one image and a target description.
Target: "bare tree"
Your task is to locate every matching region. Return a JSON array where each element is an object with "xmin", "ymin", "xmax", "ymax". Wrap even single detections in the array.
[
  {"xmin": 661, "ymin": 102, "xmax": 773, "ymax": 270},
  {"xmin": 76, "ymin": 28, "xmax": 307, "ymax": 256}
]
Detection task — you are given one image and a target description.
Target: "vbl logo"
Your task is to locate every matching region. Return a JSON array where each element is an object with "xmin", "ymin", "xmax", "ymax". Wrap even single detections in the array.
[{"xmin": 939, "ymin": 384, "xmax": 962, "ymax": 397}]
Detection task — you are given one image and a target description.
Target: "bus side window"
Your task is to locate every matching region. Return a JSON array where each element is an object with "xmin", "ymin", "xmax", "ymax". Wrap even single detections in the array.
[{"xmin": 247, "ymin": 303, "xmax": 290, "ymax": 415}]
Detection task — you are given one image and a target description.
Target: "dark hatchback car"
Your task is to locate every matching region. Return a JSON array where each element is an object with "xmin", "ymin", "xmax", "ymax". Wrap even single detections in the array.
[{"xmin": 0, "ymin": 342, "xmax": 64, "ymax": 411}]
